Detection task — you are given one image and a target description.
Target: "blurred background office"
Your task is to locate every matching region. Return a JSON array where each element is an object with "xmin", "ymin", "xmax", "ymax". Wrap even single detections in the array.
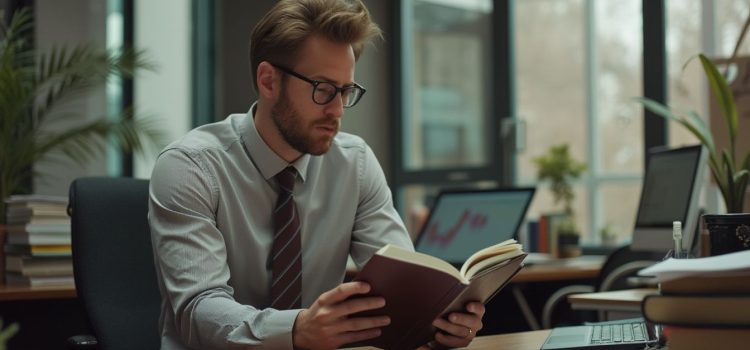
[{"xmin": 11, "ymin": 0, "xmax": 750, "ymax": 249}]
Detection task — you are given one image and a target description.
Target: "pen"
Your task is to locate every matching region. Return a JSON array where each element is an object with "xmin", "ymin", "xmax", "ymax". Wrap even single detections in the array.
[{"xmin": 672, "ymin": 221, "xmax": 682, "ymax": 258}]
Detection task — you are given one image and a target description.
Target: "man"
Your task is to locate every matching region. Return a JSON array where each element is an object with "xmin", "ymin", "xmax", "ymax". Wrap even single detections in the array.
[{"xmin": 149, "ymin": 0, "xmax": 484, "ymax": 349}]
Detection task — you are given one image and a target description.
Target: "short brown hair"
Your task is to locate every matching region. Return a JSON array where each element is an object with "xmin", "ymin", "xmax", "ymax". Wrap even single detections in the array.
[{"xmin": 249, "ymin": 0, "xmax": 382, "ymax": 92}]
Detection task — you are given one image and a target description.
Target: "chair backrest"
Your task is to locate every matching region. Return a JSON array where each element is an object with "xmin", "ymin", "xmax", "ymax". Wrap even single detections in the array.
[
  {"xmin": 594, "ymin": 245, "xmax": 661, "ymax": 292},
  {"xmin": 69, "ymin": 177, "xmax": 161, "ymax": 350}
]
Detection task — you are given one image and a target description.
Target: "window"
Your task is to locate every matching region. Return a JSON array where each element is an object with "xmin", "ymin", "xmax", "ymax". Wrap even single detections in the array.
[
  {"xmin": 514, "ymin": 0, "xmax": 644, "ymax": 245},
  {"xmin": 397, "ymin": 0, "xmax": 736, "ymax": 246},
  {"xmin": 395, "ymin": 0, "xmax": 506, "ymax": 235}
]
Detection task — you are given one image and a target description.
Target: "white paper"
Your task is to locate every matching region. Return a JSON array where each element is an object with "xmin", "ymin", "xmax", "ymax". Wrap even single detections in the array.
[{"xmin": 638, "ymin": 249, "xmax": 750, "ymax": 282}]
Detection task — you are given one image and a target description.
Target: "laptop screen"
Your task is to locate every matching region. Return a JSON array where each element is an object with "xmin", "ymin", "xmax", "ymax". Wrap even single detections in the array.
[{"xmin": 414, "ymin": 188, "xmax": 536, "ymax": 264}]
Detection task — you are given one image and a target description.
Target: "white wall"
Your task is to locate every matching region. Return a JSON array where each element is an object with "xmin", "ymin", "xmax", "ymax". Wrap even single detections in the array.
[{"xmin": 133, "ymin": 0, "xmax": 191, "ymax": 178}]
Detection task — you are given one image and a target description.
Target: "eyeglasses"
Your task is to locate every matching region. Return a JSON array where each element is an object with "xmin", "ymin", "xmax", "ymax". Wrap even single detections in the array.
[{"xmin": 271, "ymin": 63, "xmax": 366, "ymax": 108}]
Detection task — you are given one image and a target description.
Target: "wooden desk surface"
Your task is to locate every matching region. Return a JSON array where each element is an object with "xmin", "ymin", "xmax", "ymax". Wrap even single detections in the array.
[
  {"xmin": 456, "ymin": 330, "xmax": 551, "ymax": 350},
  {"xmin": 345, "ymin": 330, "xmax": 552, "ymax": 350},
  {"xmin": 568, "ymin": 288, "xmax": 659, "ymax": 311},
  {"xmin": 0, "ymin": 283, "xmax": 76, "ymax": 301},
  {"xmin": 512, "ymin": 262, "xmax": 601, "ymax": 283}
]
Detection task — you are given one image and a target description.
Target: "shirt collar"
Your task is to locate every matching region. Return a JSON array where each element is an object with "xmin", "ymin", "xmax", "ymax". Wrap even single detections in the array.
[{"xmin": 242, "ymin": 102, "xmax": 310, "ymax": 182}]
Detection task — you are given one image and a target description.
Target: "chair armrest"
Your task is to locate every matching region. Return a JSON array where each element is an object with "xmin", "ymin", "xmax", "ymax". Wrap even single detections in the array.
[
  {"xmin": 67, "ymin": 334, "xmax": 98, "ymax": 349},
  {"xmin": 542, "ymin": 284, "xmax": 595, "ymax": 329}
]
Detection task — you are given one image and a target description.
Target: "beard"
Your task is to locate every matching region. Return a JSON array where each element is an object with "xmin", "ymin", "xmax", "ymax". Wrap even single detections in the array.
[{"xmin": 271, "ymin": 88, "xmax": 339, "ymax": 156}]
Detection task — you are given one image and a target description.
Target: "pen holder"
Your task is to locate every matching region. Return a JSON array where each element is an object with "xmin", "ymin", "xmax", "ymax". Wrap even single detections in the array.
[{"xmin": 702, "ymin": 213, "xmax": 750, "ymax": 256}]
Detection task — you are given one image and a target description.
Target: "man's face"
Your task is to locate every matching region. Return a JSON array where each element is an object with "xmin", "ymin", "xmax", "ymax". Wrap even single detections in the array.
[{"xmin": 269, "ymin": 35, "xmax": 356, "ymax": 156}]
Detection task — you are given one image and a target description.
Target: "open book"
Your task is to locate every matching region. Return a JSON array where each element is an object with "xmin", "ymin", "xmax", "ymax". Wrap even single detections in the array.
[{"xmin": 350, "ymin": 239, "xmax": 526, "ymax": 350}]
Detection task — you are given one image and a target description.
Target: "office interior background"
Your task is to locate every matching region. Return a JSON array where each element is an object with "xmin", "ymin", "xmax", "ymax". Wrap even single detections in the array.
[{"xmin": 13, "ymin": 0, "xmax": 750, "ymax": 248}]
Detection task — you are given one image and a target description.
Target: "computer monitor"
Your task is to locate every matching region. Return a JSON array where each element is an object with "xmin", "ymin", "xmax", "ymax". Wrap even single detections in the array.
[{"xmin": 631, "ymin": 145, "xmax": 706, "ymax": 253}]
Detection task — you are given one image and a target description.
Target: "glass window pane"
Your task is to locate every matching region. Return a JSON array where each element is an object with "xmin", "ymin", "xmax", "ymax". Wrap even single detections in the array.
[
  {"xmin": 402, "ymin": 0, "xmax": 493, "ymax": 170},
  {"xmin": 599, "ymin": 182, "xmax": 641, "ymax": 246},
  {"xmin": 716, "ymin": 0, "xmax": 750, "ymax": 57},
  {"xmin": 515, "ymin": 0, "xmax": 586, "ymax": 182},
  {"xmin": 596, "ymin": 0, "xmax": 643, "ymax": 175},
  {"xmin": 667, "ymin": 0, "xmax": 704, "ymax": 148},
  {"xmin": 515, "ymin": 0, "xmax": 590, "ymax": 240}
]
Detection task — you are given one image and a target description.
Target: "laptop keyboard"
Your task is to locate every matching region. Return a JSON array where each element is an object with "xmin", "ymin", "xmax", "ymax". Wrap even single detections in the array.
[{"xmin": 590, "ymin": 322, "xmax": 647, "ymax": 344}]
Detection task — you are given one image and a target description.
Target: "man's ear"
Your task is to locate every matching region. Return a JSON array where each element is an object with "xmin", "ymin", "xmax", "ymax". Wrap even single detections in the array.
[{"xmin": 257, "ymin": 61, "xmax": 278, "ymax": 99}]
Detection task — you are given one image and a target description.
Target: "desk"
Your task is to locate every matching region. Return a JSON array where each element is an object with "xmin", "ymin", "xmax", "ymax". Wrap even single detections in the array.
[
  {"xmin": 509, "ymin": 259, "xmax": 603, "ymax": 330},
  {"xmin": 0, "ymin": 283, "xmax": 76, "ymax": 301},
  {"xmin": 568, "ymin": 288, "xmax": 658, "ymax": 313},
  {"xmin": 345, "ymin": 330, "xmax": 552, "ymax": 350},
  {"xmin": 512, "ymin": 261, "xmax": 601, "ymax": 283}
]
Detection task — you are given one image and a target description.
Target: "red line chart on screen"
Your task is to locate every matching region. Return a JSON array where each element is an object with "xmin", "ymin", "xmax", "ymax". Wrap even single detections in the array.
[{"xmin": 424, "ymin": 209, "xmax": 488, "ymax": 248}]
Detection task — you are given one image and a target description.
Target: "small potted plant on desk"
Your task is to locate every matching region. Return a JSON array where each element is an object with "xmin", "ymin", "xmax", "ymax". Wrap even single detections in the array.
[
  {"xmin": 637, "ymin": 54, "xmax": 750, "ymax": 256},
  {"xmin": 534, "ymin": 144, "xmax": 587, "ymax": 258}
]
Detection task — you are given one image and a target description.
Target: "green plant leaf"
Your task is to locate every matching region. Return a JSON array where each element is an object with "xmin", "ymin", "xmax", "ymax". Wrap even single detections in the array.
[
  {"xmin": 634, "ymin": 54, "xmax": 750, "ymax": 212},
  {"xmin": 699, "ymin": 54, "xmax": 739, "ymax": 158},
  {"xmin": 684, "ymin": 109, "xmax": 715, "ymax": 152},
  {"xmin": 722, "ymin": 150, "xmax": 739, "ymax": 212},
  {"xmin": 0, "ymin": 8, "xmax": 163, "ymax": 224}
]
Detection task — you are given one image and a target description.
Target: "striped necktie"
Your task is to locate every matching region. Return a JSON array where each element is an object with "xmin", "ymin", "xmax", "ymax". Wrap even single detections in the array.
[{"xmin": 270, "ymin": 166, "xmax": 302, "ymax": 309}]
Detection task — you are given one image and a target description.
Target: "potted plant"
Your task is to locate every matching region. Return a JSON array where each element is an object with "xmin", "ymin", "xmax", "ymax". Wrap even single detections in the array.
[
  {"xmin": 534, "ymin": 144, "xmax": 587, "ymax": 257},
  {"xmin": 0, "ymin": 8, "xmax": 161, "ymax": 225},
  {"xmin": 636, "ymin": 53, "xmax": 750, "ymax": 255}
]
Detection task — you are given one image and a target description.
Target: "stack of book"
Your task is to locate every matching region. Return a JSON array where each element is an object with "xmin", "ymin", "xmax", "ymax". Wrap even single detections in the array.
[
  {"xmin": 3, "ymin": 195, "xmax": 73, "ymax": 286},
  {"xmin": 638, "ymin": 250, "xmax": 750, "ymax": 350},
  {"xmin": 523, "ymin": 213, "xmax": 567, "ymax": 256}
]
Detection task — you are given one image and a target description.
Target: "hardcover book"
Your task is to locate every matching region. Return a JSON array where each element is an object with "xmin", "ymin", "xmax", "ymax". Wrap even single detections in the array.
[
  {"xmin": 350, "ymin": 239, "xmax": 526, "ymax": 350},
  {"xmin": 642, "ymin": 294, "xmax": 750, "ymax": 327},
  {"xmin": 664, "ymin": 326, "xmax": 750, "ymax": 350}
]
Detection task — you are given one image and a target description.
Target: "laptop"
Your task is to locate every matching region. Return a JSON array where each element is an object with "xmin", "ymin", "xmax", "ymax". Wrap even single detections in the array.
[
  {"xmin": 413, "ymin": 187, "xmax": 535, "ymax": 266},
  {"xmin": 541, "ymin": 317, "xmax": 660, "ymax": 350}
]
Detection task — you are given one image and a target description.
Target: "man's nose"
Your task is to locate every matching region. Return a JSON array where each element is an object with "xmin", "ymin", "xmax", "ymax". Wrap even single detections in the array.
[{"xmin": 325, "ymin": 92, "xmax": 345, "ymax": 118}]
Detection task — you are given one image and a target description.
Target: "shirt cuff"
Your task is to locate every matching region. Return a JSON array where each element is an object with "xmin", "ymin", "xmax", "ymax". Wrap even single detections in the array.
[{"xmin": 262, "ymin": 309, "xmax": 302, "ymax": 349}]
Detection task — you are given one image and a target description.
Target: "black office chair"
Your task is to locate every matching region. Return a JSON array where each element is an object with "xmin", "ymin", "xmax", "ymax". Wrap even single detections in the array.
[
  {"xmin": 67, "ymin": 177, "xmax": 161, "ymax": 350},
  {"xmin": 541, "ymin": 245, "xmax": 661, "ymax": 329}
]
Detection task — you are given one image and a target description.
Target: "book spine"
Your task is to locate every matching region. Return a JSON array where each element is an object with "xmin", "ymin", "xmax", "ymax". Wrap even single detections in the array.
[
  {"xmin": 539, "ymin": 216, "xmax": 549, "ymax": 253},
  {"xmin": 527, "ymin": 221, "xmax": 539, "ymax": 252}
]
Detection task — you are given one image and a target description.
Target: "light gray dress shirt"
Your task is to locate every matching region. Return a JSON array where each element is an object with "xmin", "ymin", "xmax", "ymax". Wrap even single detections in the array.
[{"xmin": 148, "ymin": 105, "xmax": 413, "ymax": 350}]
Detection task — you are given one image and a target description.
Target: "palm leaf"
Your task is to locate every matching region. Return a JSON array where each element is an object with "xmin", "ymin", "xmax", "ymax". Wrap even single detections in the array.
[
  {"xmin": 36, "ymin": 110, "xmax": 164, "ymax": 165},
  {"xmin": 0, "ymin": 8, "xmax": 163, "ymax": 224}
]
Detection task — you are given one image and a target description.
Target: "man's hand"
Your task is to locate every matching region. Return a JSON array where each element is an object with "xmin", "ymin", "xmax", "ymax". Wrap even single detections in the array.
[
  {"xmin": 292, "ymin": 282, "xmax": 390, "ymax": 350},
  {"xmin": 430, "ymin": 302, "xmax": 485, "ymax": 349}
]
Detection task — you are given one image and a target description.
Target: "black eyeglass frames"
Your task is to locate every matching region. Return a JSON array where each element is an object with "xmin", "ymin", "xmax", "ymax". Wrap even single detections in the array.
[{"xmin": 270, "ymin": 63, "xmax": 366, "ymax": 108}]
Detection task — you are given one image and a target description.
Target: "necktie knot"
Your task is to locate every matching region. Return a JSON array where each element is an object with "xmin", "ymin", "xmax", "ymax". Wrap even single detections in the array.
[{"xmin": 275, "ymin": 167, "xmax": 297, "ymax": 194}]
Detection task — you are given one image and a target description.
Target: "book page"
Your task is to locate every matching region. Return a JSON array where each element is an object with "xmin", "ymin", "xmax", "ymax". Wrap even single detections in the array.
[
  {"xmin": 377, "ymin": 245, "xmax": 463, "ymax": 281},
  {"xmin": 463, "ymin": 249, "xmax": 525, "ymax": 279},
  {"xmin": 459, "ymin": 239, "xmax": 521, "ymax": 276}
]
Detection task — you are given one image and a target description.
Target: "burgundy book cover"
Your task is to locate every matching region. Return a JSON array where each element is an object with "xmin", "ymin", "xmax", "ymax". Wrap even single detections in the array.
[{"xmin": 349, "ymin": 253, "xmax": 526, "ymax": 349}]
